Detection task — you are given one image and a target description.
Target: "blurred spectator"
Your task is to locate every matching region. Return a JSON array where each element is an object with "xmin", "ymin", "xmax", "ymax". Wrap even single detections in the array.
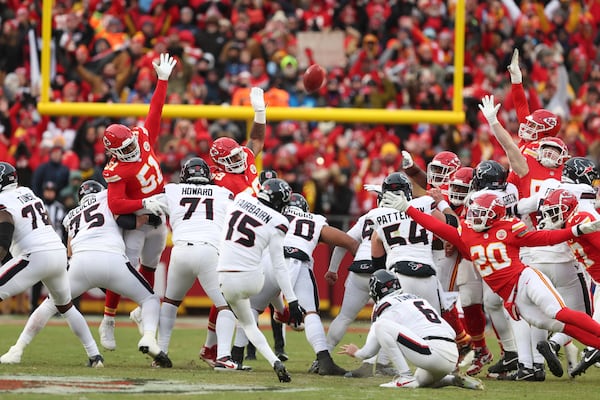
[
  {"xmin": 31, "ymin": 144, "xmax": 70, "ymax": 197},
  {"xmin": 59, "ymin": 169, "xmax": 84, "ymax": 211}
]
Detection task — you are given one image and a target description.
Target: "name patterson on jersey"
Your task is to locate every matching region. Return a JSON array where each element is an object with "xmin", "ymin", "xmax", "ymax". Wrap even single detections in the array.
[
  {"xmin": 181, "ymin": 186, "xmax": 213, "ymax": 196},
  {"xmin": 376, "ymin": 209, "xmax": 423, "ymax": 225},
  {"xmin": 236, "ymin": 198, "xmax": 272, "ymax": 224}
]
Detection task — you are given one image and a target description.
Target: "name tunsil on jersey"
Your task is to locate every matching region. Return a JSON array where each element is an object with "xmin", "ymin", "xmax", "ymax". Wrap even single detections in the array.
[
  {"xmin": 181, "ymin": 187, "xmax": 213, "ymax": 196},
  {"xmin": 236, "ymin": 198, "xmax": 272, "ymax": 224},
  {"xmin": 16, "ymin": 192, "xmax": 35, "ymax": 204}
]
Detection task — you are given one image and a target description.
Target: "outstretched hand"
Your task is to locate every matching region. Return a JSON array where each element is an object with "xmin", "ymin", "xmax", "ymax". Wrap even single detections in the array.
[
  {"xmin": 401, "ymin": 150, "xmax": 414, "ymax": 169},
  {"xmin": 478, "ymin": 95, "xmax": 501, "ymax": 126},
  {"xmin": 153, "ymin": 53, "xmax": 177, "ymax": 80},
  {"xmin": 507, "ymin": 48, "xmax": 522, "ymax": 84},
  {"xmin": 250, "ymin": 87, "xmax": 266, "ymax": 112},
  {"xmin": 380, "ymin": 191, "xmax": 409, "ymax": 212}
]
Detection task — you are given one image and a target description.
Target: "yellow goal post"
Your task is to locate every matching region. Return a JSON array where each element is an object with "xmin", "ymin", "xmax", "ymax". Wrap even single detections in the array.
[{"xmin": 38, "ymin": 0, "xmax": 466, "ymax": 126}]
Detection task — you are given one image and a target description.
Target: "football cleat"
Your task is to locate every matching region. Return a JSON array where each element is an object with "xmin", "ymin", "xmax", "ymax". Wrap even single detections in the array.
[
  {"xmin": 379, "ymin": 374, "xmax": 419, "ymax": 388},
  {"xmin": 138, "ymin": 334, "xmax": 172, "ymax": 368},
  {"xmin": 536, "ymin": 340, "xmax": 564, "ymax": 377},
  {"xmin": 458, "ymin": 341, "xmax": 473, "ymax": 365},
  {"xmin": 569, "ymin": 348, "xmax": 600, "ymax": 378},
  {"xmin": 99, "ymin": 317, "xmax": 116, "ymax": 351},
  {"xmin": 308, "ymin": 359, "xmax": 319, "ymax": 374},
  {"xmin": 274, "ymin": 360, "xmax": 291, "ymax": 382},
  {"xmin": 497, "ymin": 363, "xmax": 536, "ymax": 381},
  {"xmin": 214, "ymin": 356, "xmax": 252, "ymax": 371},
  {"xmin": 487, "ymin": 350, "xmax": 518, "ymax": 375},
  {"xmin": 152, "ymin": 352, "xmax": 173, "ymax": 368},
  {"xmin": 0, "ymin": 345, "xmax": 23, "ymax": 364},
  {"xmin": 466, "ymin": 346, "xmax": 493, "ymax": 376},
  {"xmin": 533, "ymin": 363, "xmax": 546, "ymax": 381},
  {"xmin": 316, "ymin": 350, "xmax": 347, "ymax": 376},
  {"xmin": 276, "ymin": 351, "xmax": 289, "ymax": 362},
  {"xmin": 452, "ymin": 372, "xmax": 484, "ymax": 390},
  {"xmin": 565, "ymin": 342, "xmax": 579, "ymax": 374},
  {"xmin": 129, "ymin": 307, "xmax": 144, "ymax": 336},
  {"xmin": 87, "ymin": 354, "xmax": 104, "ymax": 368},
  {"xmin": 199, "ymin": 345, "xmax": 217, "ymax": 368}
]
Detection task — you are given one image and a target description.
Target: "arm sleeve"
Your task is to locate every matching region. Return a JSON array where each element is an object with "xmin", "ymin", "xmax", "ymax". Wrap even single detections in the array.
[
  {"xmin": 115, "ymin": 214, "xmax": 137, "ymax": 230},
  {"xmin": 354, "ymin": 327, "xmax": 382, "ymax": 360},
  {"xmin": 144, "ymin": 79, "xmax": 168, "ymax": 146},
  {"xmin": 328, "ymin": 246, "xmax": 347, "ymax": 273},
  {"xmin": 269, "ymin": 232, "xmax": 297, "ymax": 303},
  {"xmin": 106, "ymin": 180, "xmax": 144, "ymax": 215},
  {"xmin": 406, "ymin": 206, "xmax": 471, "ymax": 259},
  {"xmin": 511, "ymin": 83, "xmax": 531, "ymax": 123},
  {"xmin": 516, "ymin": 194, "xmax": 540, "ymax": 215},
  {"xmin": 516, "ymin": 228, "xmax": 575, "ymax": 247}
]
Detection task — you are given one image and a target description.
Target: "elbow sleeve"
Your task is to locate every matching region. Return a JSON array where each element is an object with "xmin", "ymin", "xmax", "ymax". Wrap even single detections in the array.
[{"xmin": 116, "ymin": 214, "xmax": 137, "ymax": 230}]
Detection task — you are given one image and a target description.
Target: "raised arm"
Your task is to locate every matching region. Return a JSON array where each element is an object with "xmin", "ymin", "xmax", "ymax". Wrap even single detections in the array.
[
  {"xmin": 507, "ymin": 48, "xmax": 531, "ymax": 123},
  {"xmin": 479, "ymin": 95, "xmax": 529, "ymax": 177},
  {"xmin": 246, "ymin": 87, "xmax": 266, "ymax": 156},
  {"xmin": 401, "ymin": 151, "xmax": 428, "ymax": 189},
  {"xmin": 145, "ymin": 53, "xmax": 177, "ymax": 145}
]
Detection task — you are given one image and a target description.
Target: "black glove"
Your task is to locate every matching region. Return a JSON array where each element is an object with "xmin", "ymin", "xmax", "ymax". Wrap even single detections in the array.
[
  {"xmin": 288, "ymin": 300, "xmax": 306, "ymax": 329},
  {"xmin": 147, "ymin": 214, "xmax": 162, "ymax": 227}
]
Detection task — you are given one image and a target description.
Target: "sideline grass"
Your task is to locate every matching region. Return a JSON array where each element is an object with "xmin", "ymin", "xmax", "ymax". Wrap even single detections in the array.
[{"xmin": 0, "ymin": 315, "xmax": 598, "ymax": 399}]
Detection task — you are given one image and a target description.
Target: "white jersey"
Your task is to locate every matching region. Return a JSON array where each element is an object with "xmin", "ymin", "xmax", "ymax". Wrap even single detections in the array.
[
  {"xmin": 372, "ymin": 291, "xmax": 455, "ymax": 339},
  {"xmin": 282, "ymin": 206, "xmax": 327, "ymax": 263},
  {"xmin": 468, "ymin": 183, "xmax": 519, "ymax": 210},
  {"xmin": 217, "ymin": 193, "xmax": 289, "ymax": 272},
  {"xmin": 163, "ymin": 183, "xmax": 233, "ymax": 247},
  {"xmin": 63, "ymin": 190, "xmax": 125, "ymax": 255},
  {"xmin": 370, "ymin": 195, "xmax": 437, "ymax": 268},
  {"xmin": 346, "ymin": 213, "xmax": 374, "ymax": 262},
  {"xmin": 0, "ymin": 187, "xmax": 64, "ymax": 256}
]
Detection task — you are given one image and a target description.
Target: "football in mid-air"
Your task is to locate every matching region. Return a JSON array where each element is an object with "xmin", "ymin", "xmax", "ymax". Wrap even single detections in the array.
[{"xmin": 303, "ymin": 64, "xmax": 326, "ymax": 93}]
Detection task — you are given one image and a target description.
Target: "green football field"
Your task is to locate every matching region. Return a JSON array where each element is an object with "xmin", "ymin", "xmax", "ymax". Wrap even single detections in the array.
[{"xmin": 0, "ymin": 314, "xmax": 598, "ymax": 399}]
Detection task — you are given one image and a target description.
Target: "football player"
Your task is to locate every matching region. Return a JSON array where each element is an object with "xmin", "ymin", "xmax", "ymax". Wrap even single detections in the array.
[
  {"xmin": 0, "ymin": 163, "xmax": 102, "ymax": 367},
  {"xmin": 199, "ymin": 87, "xmax": 266, "ymax": 367},
  {"xmin": 381, "ymin": 190, "xmax": 600, "ymax": 381},
  {"xmin": 216, "ymin": 178, "xmax": 305, "ymax": 382},
  {"xmin": 339, "ymin": 270, "xmax": 484, "ymax": 390},
  {"xmin": 98, "ymin": 53, "xmax": 177, "ymax": 351},
  {"xmin": 537, "ymin": 188, "xmax": 600, "ymax": 377},
  {"xmin": 2, "ymin": 180, "xmax": 171, "ymax": 367},
  {"xmin": 148, "ymin": 158, "xmax": 239, "ymax": 369}
]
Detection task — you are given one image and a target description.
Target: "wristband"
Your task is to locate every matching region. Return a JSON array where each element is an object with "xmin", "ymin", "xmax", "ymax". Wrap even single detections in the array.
[
  {"xmin": 254, "ymin": 110, "xmax": 266, "ymax": 124},
  {"xmin": 573, "ymin": 225, "xmax": 582, "ymax": 237},
  {"xmin": 437, "ymin": 200, "xmax": 450, "ymax": 212}
]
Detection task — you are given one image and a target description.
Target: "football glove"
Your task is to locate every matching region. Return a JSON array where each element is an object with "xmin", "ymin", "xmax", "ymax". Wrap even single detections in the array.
[
  {"xmin": 142, "ymin": 195, "xmax": 168, "ymax": 216},
  {"xmin": 250, "ymin": 87, "xmax": 266, "ymax": 112},
  {"xmin": 401, "ymin": 150, "xmax": 414, "ymax": 169},
  {"xmin": 380, "ymin": 191, "xmax": 409, "ymax": 212},
  {"xmin": 575, "ymin": 220, "xmax": 600, "ymax": 235},
  {"xmin": 478, "ymin": 95, "xmax": 501, "ymax": 126},
  {"xmin": 363, "ymin": 184, "xmax": 382, "ymax": 194},
  {"xmin": 288, "ymin": 300, "xmax": 306, "ymax": 330},
  {"xmin": 507, "ymin": 48, "xmax": 522, "ymax": 84},
  {"xmin": 147, "ymin": 214, "xmax": 162, "ymax": 227},
  {"xmin": 152, "ymin": 53, "xmax": 177, "ymax": 80}
]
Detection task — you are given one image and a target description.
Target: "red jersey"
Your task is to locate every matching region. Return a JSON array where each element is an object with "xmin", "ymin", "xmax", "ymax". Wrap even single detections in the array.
[
  {"xmin": 566, "ymin": 211, "xmax": 600, "ymax": 282},
  {"xmin": 405, "ymin": 206, "xmax": 577, "ymax": 302},
  {"xmin": 507, "ymin": 153, "xmax": 563, "ymax": 199},
  {"xmin": 102, "ymin": 80, "xmax": 167, "ymax": 214},
  {"xmin": 211, "ymin": 147, "xmax": 260, "ymax": 196}
]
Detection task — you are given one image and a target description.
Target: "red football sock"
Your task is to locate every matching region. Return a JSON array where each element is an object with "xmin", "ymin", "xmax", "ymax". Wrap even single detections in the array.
[
  {"xmin": 562, "ymin": 323, "xmax": 600, "ymax": 349},
  {"xmin": 104, "ymin": 290, "xmax": 121, "ymax": 317},
  {"xmin": 139, "ymin": 265, "xmax": 155, "ymax": 287},
  {"xmin": 556, "ymin": 308, "xmax": 600, "ymax": 336},
  {"xmin": 463, "ymin": 304, "xmax": 487, "ymax": 348},
  {"xmin": 207, "ymin": 304, "xmax": 218, "ymax": 333},
  {"xmin": 442, "ymin": 307, "xmax": 469, "ymax": 345}
]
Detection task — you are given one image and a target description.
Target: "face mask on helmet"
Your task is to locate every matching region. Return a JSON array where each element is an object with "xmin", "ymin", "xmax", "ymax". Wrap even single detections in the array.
[
  {"xmin": 447, "ymin": 167, "xmax": 474, "ymax": 206},
  {"xmin": 537, "ymin": 139, "xmax": 568, "ymax": 168},
  {"xmin": 210, "ymin": 138, "xmax": 248, "ymax": 174},
  {"xmin": 518, "ymin": 109, "xmax": 560, "ymax": 141},
  {"xmin": 103, "ymin": 125, "xmax": 141, "ymax": 162},
  {"xmin": 426, "ymin": 151, "xmax": 460, "ymax": 188},
  {"xmin": 466, "ymin": 193, "xmax": 505, "ymax": 232},
  {"xmin": 538, "ymin": 189, "xmax": 578, "ymax": 230}
]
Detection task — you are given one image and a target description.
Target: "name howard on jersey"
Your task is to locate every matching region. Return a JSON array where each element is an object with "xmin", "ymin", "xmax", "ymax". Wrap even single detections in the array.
[
  {"xmin": 236, "ymin": 198, "xmax": 272, "ymax": 224},
  {"xmin": 16, "ymin": 192, "xmax": 35, "ymax": 204},
  {"xmin": 375, "ymin": 209, "xmax": 423, "ymax": 225},
  {"xmin": 65, "ymin": 195, "xmax": 98, "ymax": 220},
  {"xmin": 181, "ymin": 187, "xmax": 213, "ymax": 196}
]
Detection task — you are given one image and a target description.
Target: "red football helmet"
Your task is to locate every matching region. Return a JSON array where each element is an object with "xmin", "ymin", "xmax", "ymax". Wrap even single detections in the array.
[
  {"xmin": 537, "ymin": 137, "xmax": 569, "ymax": 168},
  {"xmin": 426, "ymin": 151, "xmax": 461, "ymax": 187},
  {"xmin": 210, "ymin": 137, "xmax": 247, "ymax": 174},
  {"xmin": 448, "ymin": 167, "xmax": 474, "ymax": 206},
  {"xmin": 518, "ymin": 109, "xmax": 560, "ymax": 141},
  {"xmin": 539, "ymin": 188, "xmax": 578, "ymax": 230},
  {"xmin": 466, "ymin": 192, "xmax": 506, "ymax": 232},
  {"xmin": 103, "ymin": 124, "xmax": 140, "ymax": 162}
]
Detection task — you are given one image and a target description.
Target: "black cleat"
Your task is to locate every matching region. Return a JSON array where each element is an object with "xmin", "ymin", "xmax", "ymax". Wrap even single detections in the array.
[
  {"xmin": 488, "ymin": 351, "xmax": 518, "ymax": 375},
  {"xmin": 152, "ymin": 351, "xmax": 173, "ymax": 368},
  {"xmin": 497, "ymin": 363, "xmax": 536, "ymax": 381},
  {"xmin": 308, "ymin": 359, "xmax": 319, "ymax": 374},
  {"xmin": 533, "ymin": 363, "xmax": 546, "ymax": 381},
  {"xmin": 276, "ymin": 351, "xmax": 289, "ymax": 362},
  {"xmin": 274, "ymin": 360, "xmax": 291, "ymax": 382},
  {"xmin": 317, "ymin": 350, "xmax": 346, "ymax": 376},
  {"xmin": 87, "ymin": 354, "xmax": 104, "ymax": 368},
  {"xmin": 536, "ymin": 340, "xmax": 564, "ymax": 377},
  {"xmin": 569, "ymin": 348, "xmax": 600, "ymax": 378}
]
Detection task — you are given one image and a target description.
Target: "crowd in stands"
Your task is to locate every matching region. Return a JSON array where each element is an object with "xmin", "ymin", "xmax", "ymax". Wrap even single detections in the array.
[{"xmin": 1, "ymin": 0, "xmax": 600, "ymax": 223}]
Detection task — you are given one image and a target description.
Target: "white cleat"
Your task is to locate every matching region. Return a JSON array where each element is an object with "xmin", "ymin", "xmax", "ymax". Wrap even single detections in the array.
[
  {"xmin": 99, "ymin": 317, "xmax": 116, "ymax": 351},
  {"xmin": 129, "ymin": 307, "xmax": 144, "ymax": 336},
  {"xmin": 380, "ymin": 374, "xmax": 419, "ymax": 388},
  {"xmin": 0, "ymin": 345, "xmax": 23, "ymax": 364},
  {"xmin": 452, "ymin": 372, "xmax": 485, "ymax": 390},
  {"xmin": 565, "ymin": 342, "xmax": 579, "ymax": 374}
]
